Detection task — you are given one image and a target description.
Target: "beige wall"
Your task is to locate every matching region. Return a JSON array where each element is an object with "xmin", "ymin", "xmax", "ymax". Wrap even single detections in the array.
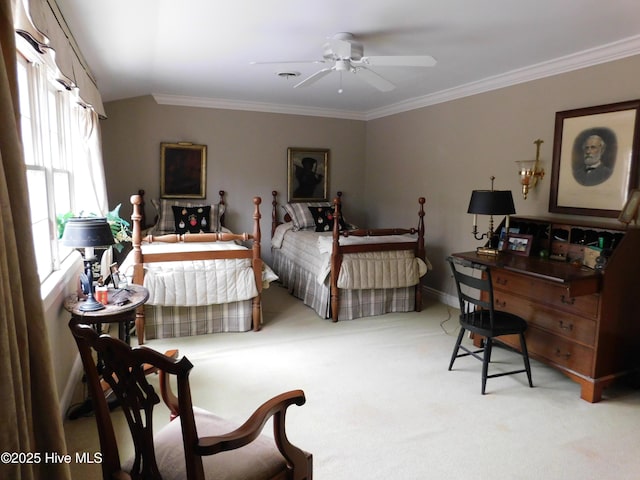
[
  {"xmin": 100, "ymin": 96, "xmax": 366, "ymax": 264},
  {"xmin": 365, "ymin": 54, "xmax": 640, "ymax": 293},
  {"xmin": 100, "ymin": 55, "xmax": 640, "ymax": 294}
]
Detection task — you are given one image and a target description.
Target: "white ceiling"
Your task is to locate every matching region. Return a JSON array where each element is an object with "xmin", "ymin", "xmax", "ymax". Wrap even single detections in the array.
[{"xmin": 56, "ymin": 0, "xmax": 640, "ymax": 119}]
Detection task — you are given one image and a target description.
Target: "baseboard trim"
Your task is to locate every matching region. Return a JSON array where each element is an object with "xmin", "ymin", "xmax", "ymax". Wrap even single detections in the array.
[
  {"xmin": 59, "ymin": 354, "xmax": 84, "ymax": 421},
  {"xmin": 423, "ymin": 284, "xmax": 458, "ymax": 309}
]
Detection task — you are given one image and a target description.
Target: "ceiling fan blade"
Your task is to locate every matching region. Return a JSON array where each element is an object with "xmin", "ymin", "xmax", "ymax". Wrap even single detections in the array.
[
  {"xmin": 250, "ymin": 60, "xmax": 324, "ymax": 65},
  {"xmin": 356, "ymin": 67, "xmax": 395, "ymax": 92},
  {"xmin": 294, "ymin": 68, "xmax": 334, "ymax": 88},
  {"xmin": 361, "ymin": 55, "xmax": 437, "ymax": 67}
]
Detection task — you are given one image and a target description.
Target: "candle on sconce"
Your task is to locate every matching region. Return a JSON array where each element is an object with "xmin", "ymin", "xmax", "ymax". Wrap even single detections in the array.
[
  {"xmin": 473, "ymin": 214, "xmax": 477, "ymax": 227},
  {"xmin": 505, "ymin": 215, "xmax": 510, "ymax": 232}
]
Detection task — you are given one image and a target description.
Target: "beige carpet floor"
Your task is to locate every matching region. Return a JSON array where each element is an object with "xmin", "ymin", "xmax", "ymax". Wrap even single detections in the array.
[{"xmin": 64, "ymin": 284, "xmax": 640, "ymax": 479}]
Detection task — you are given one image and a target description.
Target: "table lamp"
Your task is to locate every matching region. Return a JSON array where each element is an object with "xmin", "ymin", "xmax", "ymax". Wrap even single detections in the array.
[
  {"xmin": 62, "ymin": 217, "xmax": 115, "ymax": 311},
  {"xmin": 468, "ymin": 176, "xmax": 516, "ymax": 255}
]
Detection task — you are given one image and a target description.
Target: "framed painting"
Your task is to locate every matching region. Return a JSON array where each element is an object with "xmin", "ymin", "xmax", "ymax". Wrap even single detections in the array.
[
  {"xmin": 505, "ymin": 233, "xmax": 533, "ymax": 257},
  {"xmin": 287, "ymin": 147, "xmax": 329, "ymax": 202},
  {"xmin": 160, "ymin": 142, "xmax": 207, "ymax": 199},
  {"xmin": 549, "ymin": 100, "xmax": 640, "ymax": 217}
]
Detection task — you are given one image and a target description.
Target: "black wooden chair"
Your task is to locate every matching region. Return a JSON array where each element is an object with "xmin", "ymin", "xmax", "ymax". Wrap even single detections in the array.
[
  {"xmin": 446, "ymin": 256, "xmax": 533, "ymax": 394},
  {"xmin": 69, "ymin": 319, "xmax": 312, "ymax": 480}
]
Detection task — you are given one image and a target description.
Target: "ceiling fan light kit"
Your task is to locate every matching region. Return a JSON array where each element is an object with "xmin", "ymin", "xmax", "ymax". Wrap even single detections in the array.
[{"xmin": 254, "ymin": 32, "xmax": 436, "ymax": 93}]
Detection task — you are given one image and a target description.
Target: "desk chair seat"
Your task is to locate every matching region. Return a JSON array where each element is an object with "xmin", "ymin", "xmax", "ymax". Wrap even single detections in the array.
[
  {"xmin": 69, "ymin": 319, "xmax": 312, "ymax": 480},
  {"xmin": 447, "ymin": 256, "xmax": 533, "ymax": 394}
]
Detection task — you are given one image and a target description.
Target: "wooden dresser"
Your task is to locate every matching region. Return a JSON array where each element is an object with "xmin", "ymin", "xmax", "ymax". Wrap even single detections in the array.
[{"xmin": 453, "ymin": 215, "xmax": 640, "ymax": 403}]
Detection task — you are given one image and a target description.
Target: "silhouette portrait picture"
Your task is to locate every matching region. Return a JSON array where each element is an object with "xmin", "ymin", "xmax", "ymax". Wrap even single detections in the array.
[{"xmin": 287, "ymin": 148, "xmax": 329, "ymax": 202}]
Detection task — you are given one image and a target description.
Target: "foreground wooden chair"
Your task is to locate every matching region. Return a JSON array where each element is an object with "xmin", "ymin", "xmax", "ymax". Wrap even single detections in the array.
[{"xmin": 69, "ymin": 320, "xmax": 312, "ymax": 480}]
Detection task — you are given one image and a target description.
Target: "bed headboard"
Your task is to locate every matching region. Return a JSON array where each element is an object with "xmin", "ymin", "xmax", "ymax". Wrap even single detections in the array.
[
  {"xmin": 271, "ymin": 190, "xmax": 343, "ymax": 237},
  {"xmin": 137, "ymin": 189, "xmax": 227, "ymax": 231}
]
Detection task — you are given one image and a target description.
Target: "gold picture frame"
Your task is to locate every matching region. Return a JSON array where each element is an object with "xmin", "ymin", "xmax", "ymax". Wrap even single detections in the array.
[
  {"xmin": 160, "ymin": 142, "xmax": 207, "ymax": 199},
  {"xmin": 618, "ymin": 188, "xmax": 640, "ymax": 225},
  {"xmin": 287, "ymin": 147, "xmax": 329, "ymax": 202},
  {"xmin": 549, "ymin": 100, "xmax": 640, "ymax": 218}
]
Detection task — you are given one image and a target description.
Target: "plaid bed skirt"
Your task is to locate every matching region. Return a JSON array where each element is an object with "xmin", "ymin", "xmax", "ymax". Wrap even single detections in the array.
[
  {"xmin": 272, "ymin": 249, "xmax": 415, "ymax": 320},
  {"xmin": 142, "ymin": 300, "xmax": 253, "ymax": 340}
]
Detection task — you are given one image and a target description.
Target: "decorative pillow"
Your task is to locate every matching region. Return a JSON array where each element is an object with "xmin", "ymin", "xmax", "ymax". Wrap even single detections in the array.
[
  {"xmin": 152, "ymin": 199, "xmax": 225, "ymax": 234},
  {"xmin": 283, "ymin": 202, "xmax": 331, "ymax": 231},
  {"xmin": 172, "ymin": 205, "xmax": 212, "ymax": 234},
  {"xmin": 308, "ymin": 206, "xmax": 347, "ymax": 232}
]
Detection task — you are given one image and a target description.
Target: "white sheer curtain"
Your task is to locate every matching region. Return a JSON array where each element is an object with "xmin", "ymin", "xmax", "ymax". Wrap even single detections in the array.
[{"xmin": 73, "ymin": 102, "xmax": 108, "ymax": 215}]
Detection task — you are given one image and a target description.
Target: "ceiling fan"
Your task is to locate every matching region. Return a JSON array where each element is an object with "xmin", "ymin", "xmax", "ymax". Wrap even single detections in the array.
[{"xmin": 253, "ymin": 32, "xmax": 436, "ymax": 92}]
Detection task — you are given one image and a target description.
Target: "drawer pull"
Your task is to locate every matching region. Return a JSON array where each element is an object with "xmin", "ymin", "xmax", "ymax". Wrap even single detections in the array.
[
  {"xmin": 560, "ymin": 295, "xmax": 576, "ymax": 305},
  {"xmin": 496, "ymin": 277, "xmax": 508, "ymax": 286},
  {"xmin": 559, "ymin": 320, "xmax": 573, "ymax": 331},
  {"xmin": 555, "ymin": 349, "xmax": 571, "ymax": 359},
  {"xmin": 495, "ymin": 300, "xmax": 507, "ymax": 308}
]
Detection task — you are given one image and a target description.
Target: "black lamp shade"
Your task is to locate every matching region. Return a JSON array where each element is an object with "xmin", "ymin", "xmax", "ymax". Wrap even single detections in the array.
[
  {"xmin": 61, "ymin": 217, "xmax": 115, "ymax": 248},
  {"xmin": 467, "ymin": 190, "xmax": 516, "ymax": 216}
]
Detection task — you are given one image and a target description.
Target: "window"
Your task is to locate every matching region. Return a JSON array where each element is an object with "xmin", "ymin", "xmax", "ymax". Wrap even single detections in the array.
[{"xmin": 17, "ymin": 54, "xmax": 77, "ymax": 282}]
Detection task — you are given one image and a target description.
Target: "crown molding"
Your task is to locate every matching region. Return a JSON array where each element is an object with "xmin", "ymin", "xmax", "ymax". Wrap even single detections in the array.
[
  {"xmin": 152, "ymin": 94, "xmax": 367, "ymax": 121},
  {"xmin": 365, "ymin": 34, "xmax": 640, "ymax": 120},
  {"xmin": 154, "ymin": 35, "xmax": 640, "ymax": 121}
]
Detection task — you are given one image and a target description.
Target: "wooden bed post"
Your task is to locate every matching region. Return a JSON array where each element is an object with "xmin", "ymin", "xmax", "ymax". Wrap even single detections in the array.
[
  {"xmin": 130, "ymin": 194, "xmax": 146, "ymax": 344},
  {"xmin": 271, "ymin": 191, "xmax": 279, "ymax": 238},
  {"xmin": 251, "ymin": 196, "xmax": 263, "ymax": 332},
  {"xmin": 330, "ymin": 194, "xmax": 343, "ymax": 322},
  {"xmin": 415, "ymin": 197, "xmax": 426, "ymax": 312},
  {"xmin": 218, "ymin": 190, "xmax": 226, "ymax": 227}
]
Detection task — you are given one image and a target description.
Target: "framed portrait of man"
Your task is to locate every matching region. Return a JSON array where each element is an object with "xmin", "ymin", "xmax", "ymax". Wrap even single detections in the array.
[{"xmin": 549, "ymin": 100, "xmax": 640, "ymax": 217}]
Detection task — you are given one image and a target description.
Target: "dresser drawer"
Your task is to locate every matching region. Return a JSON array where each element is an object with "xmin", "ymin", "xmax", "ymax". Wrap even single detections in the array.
[
  {"xmin": 493, "ymin": 291, "xmax": 596, "ymax": 346},
  {"xmin": 492, "ymin": 269, "xmax": 599, "ymax": 318},
  {"xmin": 499, "ymin": 327, "xmax": 594, "ymax": 376}
]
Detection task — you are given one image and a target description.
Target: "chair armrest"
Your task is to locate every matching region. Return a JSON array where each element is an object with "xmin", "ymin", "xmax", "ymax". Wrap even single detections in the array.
[
  {"xmin": 157, "ymin": 350, "xmax": 180, "ymax": 420},
  {"xmin": 195, "ymin": 389, "xmax": 307, "ymax": 463}
]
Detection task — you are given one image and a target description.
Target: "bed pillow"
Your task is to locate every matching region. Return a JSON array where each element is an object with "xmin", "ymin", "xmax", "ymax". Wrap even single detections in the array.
[
  {"xmin": 308, "ymin": 206, "xmax": 348, "ymax": 232},
  {"xmin": 172, "ymin": 205, "xmax": 211, "ymax": 234},
  {"xmin": 283, "ymin": 202, "xmax": 331, "ymax": 231},
  {"xmin": 153, "ymin": 199, "xmax": 225, "ymax": 234}
]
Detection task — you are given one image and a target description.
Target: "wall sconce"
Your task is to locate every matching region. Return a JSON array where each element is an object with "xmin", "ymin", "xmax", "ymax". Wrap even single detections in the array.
[
  {"xmin": 468, "ymin": 176, "xmax": 516, "ymax": 256},
  {"xmin": 516, "ymin": 139, "xmax": 545, "ymax": 199}
]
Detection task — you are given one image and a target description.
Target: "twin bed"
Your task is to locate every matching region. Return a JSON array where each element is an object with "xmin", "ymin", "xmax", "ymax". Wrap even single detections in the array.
[
  {"xmin": 270, "ymin": 191, "xmax": 429, "ymax": 321},
  {"xmin": 123, "ymin": 191, "xmax": 274, "ymax": 343},
  {"xmin": 123, "ymin": 190, "xmax": 428, "ymax": 343}
]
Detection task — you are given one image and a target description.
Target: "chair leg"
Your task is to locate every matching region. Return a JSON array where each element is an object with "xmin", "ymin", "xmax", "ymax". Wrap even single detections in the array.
[
  {"xmin": 448, "ymin": 328, "xmax": 466, "ymax": 371},
  {"xmin": 481, "ymin": 338, "xmax": 493, "ymax": 395},
  {"xmin": 519, "ymin": 334, "xmax": 534, "ymax": 388}
]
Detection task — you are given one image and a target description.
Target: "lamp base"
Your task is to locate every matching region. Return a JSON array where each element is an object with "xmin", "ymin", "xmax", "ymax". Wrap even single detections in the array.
[
  {"xmin": 476, "ymin": 246, "xmax": 501, "ymax": 256},
  {"xmin": 79, "ymin": 296, "xmax": 105, "ymax": 312}
]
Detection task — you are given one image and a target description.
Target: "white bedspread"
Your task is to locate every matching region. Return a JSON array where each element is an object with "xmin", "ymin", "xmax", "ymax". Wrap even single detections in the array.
[
  {"xmin": 121, "ymin": 241, "xmax": 278, "ymax": 306},
  {"xmin": 272, "ymin": 223, "xmax": 429, "ymax": 289}
]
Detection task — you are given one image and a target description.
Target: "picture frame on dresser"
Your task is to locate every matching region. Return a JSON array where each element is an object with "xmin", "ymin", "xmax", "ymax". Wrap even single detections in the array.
[
  {"xmin": 287, "ymin": 147, "xmax": 329, "ymax": 202},
  {"xmin": 160, "ymin": 142, "xmax": 207, "ymax": 199},
  {"xmin": 505, "ymin": 233, "xmax": 533, "ymax": 256},
  {"xmin": 549, "ymin": 99, "xmax": 640, "ymax": 218}
]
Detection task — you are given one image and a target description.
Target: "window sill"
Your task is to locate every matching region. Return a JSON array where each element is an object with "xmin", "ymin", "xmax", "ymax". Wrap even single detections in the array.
[{"xmin": 41, "ymin": 252, "xmax": 83, "ymax": 312}]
